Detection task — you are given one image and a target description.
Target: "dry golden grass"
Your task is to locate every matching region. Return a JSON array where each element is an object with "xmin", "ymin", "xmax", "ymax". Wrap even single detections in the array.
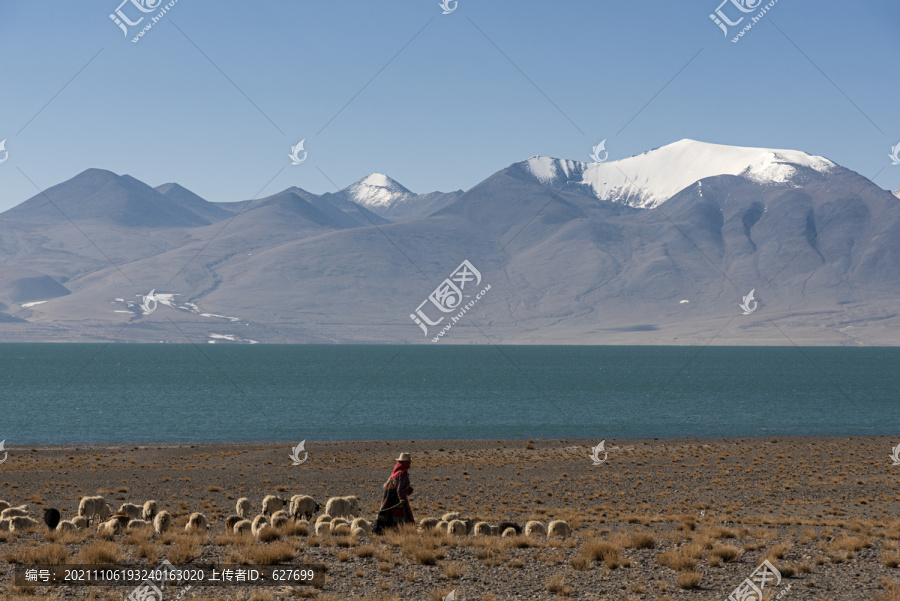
[
  {"xmin": 79, "ymin": 541, "xmax": 124, "ymax": 564},
  {"xmin": 546, "ymin": 573, "xmax": 573, "ymax": 596},
  {"xmin": 44, "ymin": 529, "xmax": 87, "ymax": 545},
  {"xmin": 676, "ymin": 570, "xmax": 703, "ymax": 589},
  {"xmin": 657, "ymin": 549, "xmax": 697, "ymax": 572},
  {"xmin": 574, "ymin": 539, "xmax": 627, "ymax": 570},
  {"xmin": 625, "ymin": 531, "xmax": 656, "ymax": 549},
  {"xmin": 441, "ymin": 560, "xmax": 464, "ymax": 578},
  {"xmin": 709, "ymin": 544, "xmax": 742, "ymax": 563},
  {"xmin": 5, "ymin": 542, "xmax": 70, "ymax": 565},
  {"xmin": 167, "ymin": 535, "xmax": 200, "ymax": 563},
  {"xmin": 878, "ymin": 578, "xmax": 900, "ymax": 601}
]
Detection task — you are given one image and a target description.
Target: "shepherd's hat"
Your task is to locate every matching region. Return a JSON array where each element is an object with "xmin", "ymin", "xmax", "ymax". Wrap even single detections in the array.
[{"xmin": 397, "ymin": 452, "xmax": 411, "ymax": 462}]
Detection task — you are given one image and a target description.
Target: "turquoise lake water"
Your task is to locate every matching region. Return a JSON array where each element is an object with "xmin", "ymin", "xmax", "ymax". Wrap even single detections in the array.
[{"xmin": 1, "ymin": 344, "xmax": 897, "ymax": 444}]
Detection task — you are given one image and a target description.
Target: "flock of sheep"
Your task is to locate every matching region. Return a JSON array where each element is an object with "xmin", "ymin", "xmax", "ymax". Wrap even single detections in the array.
[
  {"xmin": 418, "ymin": 512, "xmax": 572, "ymax": 538},
  {"xmin": 0, "ymin": 496, "xmax": 572, "ymax": 540}
]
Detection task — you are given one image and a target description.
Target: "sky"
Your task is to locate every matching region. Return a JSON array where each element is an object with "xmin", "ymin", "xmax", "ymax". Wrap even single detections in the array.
[{"xmin": 0, "ymin": 0, "xmax": 898, "ymax": 212}]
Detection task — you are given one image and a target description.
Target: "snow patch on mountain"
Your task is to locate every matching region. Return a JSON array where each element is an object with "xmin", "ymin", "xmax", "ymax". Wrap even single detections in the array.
[
  {"xmin": 523, "ymin": 139, "xmax": 836, "ymax": 209},
  {"xmin": 346, "ymin": 173, "xmax": 414, "ymax": 209},
  {"xmin": 893, "ymin": 189, "xmax": 900, "ymax": 199}
]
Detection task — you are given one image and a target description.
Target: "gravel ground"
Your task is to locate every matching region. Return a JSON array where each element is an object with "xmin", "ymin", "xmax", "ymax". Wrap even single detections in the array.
[{"xmin": 1, "ymin": 436, "xmax": 899, "ymax": 600}]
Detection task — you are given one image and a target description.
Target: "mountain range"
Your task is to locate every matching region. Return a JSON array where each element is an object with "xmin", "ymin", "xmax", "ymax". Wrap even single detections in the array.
[{"xmin": 1, "ymin": 139, "xmax": 898, "ymax": 345}]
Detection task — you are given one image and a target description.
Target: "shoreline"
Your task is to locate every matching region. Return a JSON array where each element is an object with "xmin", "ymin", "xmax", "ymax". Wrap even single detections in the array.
[{"xmin": 4, "ymin": 433, "xmax": 891, "ymax": 450}]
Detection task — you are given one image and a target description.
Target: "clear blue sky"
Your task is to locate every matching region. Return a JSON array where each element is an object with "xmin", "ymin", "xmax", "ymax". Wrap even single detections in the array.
[{"xmin": 1, "ymin": 1, "xmax": 898, "ymax": 211}]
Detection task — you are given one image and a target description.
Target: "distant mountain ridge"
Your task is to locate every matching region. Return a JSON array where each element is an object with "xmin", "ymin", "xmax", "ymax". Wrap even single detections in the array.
[{"xmin": 1, "ymin": 139, "xmax": 898, "ymax": 345}]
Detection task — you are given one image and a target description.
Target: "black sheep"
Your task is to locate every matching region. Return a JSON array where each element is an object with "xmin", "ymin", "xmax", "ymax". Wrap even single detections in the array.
[{"xmin": 43, "ymin": 508, "xmax": 60, "ymax": 531}]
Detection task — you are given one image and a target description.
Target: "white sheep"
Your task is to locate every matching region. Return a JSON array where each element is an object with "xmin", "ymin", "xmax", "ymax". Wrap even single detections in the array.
[
  {"xmin": 119, "ymin": 503, "xmax": 143, "ymax": 520},
  {"xmin": 332, "ymin": 523, "xmax": 351, "ymax": 536},
  {"xmin": 463, "ymin": 518, "xmax": 476, "ymax": 535},
  {"xmin": 153, "ymin": 511, "xmax": 173, "ymax": 534},
  {"xmin": 233, "ymin": 520, "xmax": 252, "ymax": 534},
  {"xmin": 324, "ymin": 496, "xmax": 359, "ymax": 519},
  {"xmin": 289, "ymin": 495, "xmax": 319, "ymax": 520},
  {"xmin": 225, "ymin": 515, "xmax": 243, "ymax": 532},
  {"xmin": 350, "ymin": 518, "xmax": 371, "ymax": 533},
  {"xmin": 261, "ymin": 495, "xmax": 287, "ymax": 516},
  {"xmin": 315, "ymin": 514, "xmax": 333, "ymax": 524},
  {"xmin": 502, "ymin": 527, "xmax": 517, "ymax": 537},
  {"xmin": 236, "ymin": 497, "xmax": 252, "ymax": 519},
  {"xmin": 142, "ymin": 500, "xmax": 158, "ymax": 521},
  {"xmin": 441, "ymin": 512, "xmax": 460, "ymax": 522},
  {"xmin": 524, "ymin": 521, "xmax": 546, "ymax": 537},
  {"xmin": 350, "ymin": 526, "xmax": 366, "ymax": 537},
  {"xmin": 419, "ymin": 517, "xmax": 440, "ymax": 531},
  {"xmin": 185, "ymin": 513, "xmax": 208, "ymax": 533},
  {"xmin": 271, "ymin": 513, "xmax": 290, "ymax": 529},
  {"xmin": 330, "ymin": 518, "xmax": 350, "ymax": 528},
  {"xmin": 78, "ymin": 496, "xmax": 111, "ymax": 525},
  {"xmin": 10, "ymin": 516, "xmax": 39, "ymax": 532},
  {"xmin": 436, "ymin": 520, "xmax": 449, "ymax": 533},
  {"xmin": 473, "ymin": 522, "xmax": 492, "ymax": 536},
  {"xmin": 1, "ymin": 505, "xmax": 29, "ymax": 520},
  {"xmin": 448, "ymin": 520, "xmax": 466, "ymax": 535},
  {"xmin": 56, "ymin": 520, "xmax": 77, "ymax": 532},
  {"xmin": 490, "ymin": 525, "xmax": 499, "ymax": 536},
  {"xmin": 127, "ymin": 519, "xmax": 151, "ymax": 530},
  {"xmin": 98, "ymin": 518, "xmax": 122, "ymax": 536},
  {"xmin": 547, "ymin": 520, "xmax": 571, "ymax": 537},
  {"xmin": 71, "ymin": 516, "xmax": 88, "ymax": 530},
  {"xmin": 251, "ymin": 515, "xmax": 268, "ymax": 536},
  {"xmin": 0, "ymin": 500, "xmax": 10, "ymax": 513},
  {"xmin": 315, "ymin": 521, "xmax": 332, "ymax": 536}
]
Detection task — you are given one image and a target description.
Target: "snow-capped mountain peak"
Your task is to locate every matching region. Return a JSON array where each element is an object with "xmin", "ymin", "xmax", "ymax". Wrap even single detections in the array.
[
  {"xmin": 345, "ymin": 173, "xmax": 414, "ymax": 209},
  {"xmin": 523, "ymin": 139, "xmax": 836, "ymax": 209}
]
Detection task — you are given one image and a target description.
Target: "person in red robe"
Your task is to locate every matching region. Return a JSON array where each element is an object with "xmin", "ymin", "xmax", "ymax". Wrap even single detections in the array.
[{"xmin": 374, "ymin": 452, "xmax": 414, "ymax": 533}]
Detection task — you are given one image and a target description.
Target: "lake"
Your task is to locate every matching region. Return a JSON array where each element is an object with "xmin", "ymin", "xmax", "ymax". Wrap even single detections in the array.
[{"xmin": 1, "ymin": 344, "xmax": 897, "ymax": 444}]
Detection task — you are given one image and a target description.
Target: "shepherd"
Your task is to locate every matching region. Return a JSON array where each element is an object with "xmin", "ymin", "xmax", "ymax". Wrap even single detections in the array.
[{"xmin": 373, "ymin": 452, "xmax": 414, "ymax": 534}]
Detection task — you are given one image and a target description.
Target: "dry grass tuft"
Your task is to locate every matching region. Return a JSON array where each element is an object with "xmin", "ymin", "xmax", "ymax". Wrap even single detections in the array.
[
  {"xmin": 167, "ymin": 535, "xmax": 201, "ymax": 563},
  {"xmin": 676, "ymin": 570, "xmax": 703, "ymax": 589},
  {"xmin": 80, "ymin": 541, "xmax": 124, "ymax": 564},
  {"xmin": 709, "ymin": 544, "xmax": 742, "ymax": 563},
  {"xmin": 657, "ymin": 549, "xmax": 697, "ymax": 572},
  {"xmin": 6, "ymin": 543, "xmax": 70, "ymax": 565},
  {"xmin": 233, "ymin": 541, "xmax": 297, "ymax": 565}
]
